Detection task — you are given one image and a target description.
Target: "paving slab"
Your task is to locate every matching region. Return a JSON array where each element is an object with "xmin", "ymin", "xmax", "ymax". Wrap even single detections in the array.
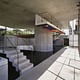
[
  {"xmin": 75, "ymin": 56, "xmax": 80, "ymax": 61},
  {"xmin": 59, "ymin": 65, "xmax": 74, "ymax": 80},
  {"xmin": 64, "ymin": 58, "xmax": 70, "ymax": 65},
  {"xmin": 56, "ymin": 56, "xmax": 66, "ymax": 64},
  {"xmin": 17, "ymin": 47, "xmax": 80, "ymax": 80},
  {"xmin": 38, "ymin": 71, "xmax": 57, "ymax": 80},
  {"xmin": 68, "ymin": 54, "xmax": 75, "ymax": 59},
  {"xmin": 56, "ymin": 77, "xmax": 64, "ymax": 80},
  {"xmin": 70, "ymin": 59, "xmax": 80, "ymax": 69},
  {"xmin": 75, "ymin": 69, "xmax": 80, "ymax": 80},
  {"xmin": 48, "ymin": 62, "xmax": 63, "ymax": 75}
]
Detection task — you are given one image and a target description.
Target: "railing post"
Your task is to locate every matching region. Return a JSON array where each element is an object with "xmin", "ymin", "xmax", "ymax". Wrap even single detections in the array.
[
  {"xmin": 3, "ymin": 27, "xmax": 7, "ymax": 54},
  {"xmin": 16, "ymin": 29, "xmax": 20, "ymax": 74}
]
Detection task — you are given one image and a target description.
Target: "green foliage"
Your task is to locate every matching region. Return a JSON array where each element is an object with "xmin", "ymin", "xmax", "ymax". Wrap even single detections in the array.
[
  {"xmin": 0, "ymin": 27, "xmax": 34, "ymax": 35},
  {"xmin": 7, "ymin": 29, "xmax": 24, "ymax": 35},
  {"xmin": 7, "ymin": 29, "xmax": 33, "ymax": 35},
  {"xmin": 0, "ymin": 29, "xmax": 6, "ymax": 35},
  {"xmin": 7, "ymin": 30, "xmax": 14, "ymax": 35},
  {"xmin": 24, "ymin": 29, "xmax": 33, "ymax": 34}
]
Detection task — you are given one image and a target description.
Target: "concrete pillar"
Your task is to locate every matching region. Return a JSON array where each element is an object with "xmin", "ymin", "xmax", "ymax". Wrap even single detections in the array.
[
  {"xmin": 35, "ymin": 27, "xmax": 53, "ymax": 52},
  {"xmin": 77, "ymin": 2, "xmax": 80, "ymax": 56},
  {"xmin": 72, "ymin": 22, "xmax": 74, "ymax": 47}
]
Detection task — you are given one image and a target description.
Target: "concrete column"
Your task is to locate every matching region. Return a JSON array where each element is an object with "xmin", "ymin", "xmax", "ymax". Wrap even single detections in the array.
[
  {"xmin": 72, "ymin": 22, "xmax": 74, "ymax": 47},
  {"xmin": 77, "ymin": 2, "xmax": 80, "ymax": 56},
  {"xmin": 35, "ymin": 27, "xmax": 53, "ymax": 52}
]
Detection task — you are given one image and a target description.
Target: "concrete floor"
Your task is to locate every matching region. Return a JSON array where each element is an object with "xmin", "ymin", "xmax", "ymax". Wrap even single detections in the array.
[{"xmin": 17, "ymin": 46, "xmax": 80, "ymax": 80}]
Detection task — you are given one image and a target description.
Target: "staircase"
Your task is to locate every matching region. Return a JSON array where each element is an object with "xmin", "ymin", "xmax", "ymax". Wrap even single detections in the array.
[
  {"xmin": 4, "ymin": 49, "xmax": 33, "ymax": 75},
  {"xmin": 0, "ymin": 34, "xmax": 33, "ymax": 76}
]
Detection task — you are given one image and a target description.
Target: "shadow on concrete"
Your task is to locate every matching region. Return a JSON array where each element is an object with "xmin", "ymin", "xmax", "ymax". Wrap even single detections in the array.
[{"xmin": 17, "ymin": 47, "xmax": 66, "ymax": 80}]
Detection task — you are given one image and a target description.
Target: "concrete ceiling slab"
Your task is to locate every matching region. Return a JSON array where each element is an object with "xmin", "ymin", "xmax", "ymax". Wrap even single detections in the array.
[{"xmin": 0, "ymin": 0, "xmax": 79, "ymax": 29}]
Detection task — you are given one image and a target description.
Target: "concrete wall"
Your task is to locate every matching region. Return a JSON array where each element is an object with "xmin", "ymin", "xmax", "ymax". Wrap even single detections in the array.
[
  {"xmin": 35, "ymin": 27, "xmax": 53, "ymax": 52},
  {"xmin": 0, "ymin": 27, "xmax": 53, "ymax": 52},
  {"xmin": 53, "ymin": 36, "xmax": 64, "ymax": 46},
  {"xmin": 3, "ymin": 35, "xmax": 35, "ymax": 48},
  {"xmin": 69, "ymin": 35, "xmax": 78, "ymax": 47}
]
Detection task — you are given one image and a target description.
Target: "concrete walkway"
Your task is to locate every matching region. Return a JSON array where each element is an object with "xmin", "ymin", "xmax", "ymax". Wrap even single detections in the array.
[{"xmin": 17, "ymin": 47, "xmax": 80, "ymax": 80}]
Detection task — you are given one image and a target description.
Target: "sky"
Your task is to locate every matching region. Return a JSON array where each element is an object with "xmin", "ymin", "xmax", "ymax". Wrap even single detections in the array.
[
  {"xmin": 0, "ymin": 26, "xmax": 13, "ymax": 31},
  {"xmin": 0, "ymin": 25, "xmax": 25, "ymax": 31},
  {"xmin": 69, "ymin": 19, "xmax": 76, "ymax": 30},
  {"xmin": 0, "ymin": 25, "xmax": 34, "ymax": 34},
  {"xmin": 62, "ymin": 29, "xmax": 69, "ymax": 35}
]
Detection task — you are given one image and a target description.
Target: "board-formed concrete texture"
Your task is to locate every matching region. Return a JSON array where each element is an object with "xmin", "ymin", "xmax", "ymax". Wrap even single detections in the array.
[
  {"xmin": 35, "ymin": 27, "xmax": 53, "ymax": 52},
  {"xmin": 0, "ymin": 0, "xmax": 79, "ymax": 29},
  {"xmin": 0, "ymin": 35, "xmax": 35, "ymax": 47},
  {"xmin": 17, "ymin": 47, "xmax": 80, "ymax": 80}
]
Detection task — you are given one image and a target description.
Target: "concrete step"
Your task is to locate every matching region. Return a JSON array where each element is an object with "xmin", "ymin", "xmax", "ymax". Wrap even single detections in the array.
[
  {"xmin": 7, "ymin": 52, "xmax": 23, "ymax": 58},
  {"xmin": 13, "ymin": 59, "xmax": 30, "ymax": 67},
  {"xmin": 5, "ymin": 50, "xmax": 17, "ymax": 54},
  {"xmin": 20, "ymin": 63, "xmax": 33, "ymax": 75},
  {"xmin": 2, "ymin": 49, "xmax": 33, "ymax": 75},
  {"xmin": 9, "ymin": 55, "xmax": 26, "ymax": 62},
  {"xmin": 13, "ymin": 56, "xmax": 26, "ymax": 64},
  {"xmin": 14, "ymin": 59, "xmax": 30, "ymax": 71},
  {"xmin": 0, "ymin": 50, "xmax": 3, "ymax": 53}
]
